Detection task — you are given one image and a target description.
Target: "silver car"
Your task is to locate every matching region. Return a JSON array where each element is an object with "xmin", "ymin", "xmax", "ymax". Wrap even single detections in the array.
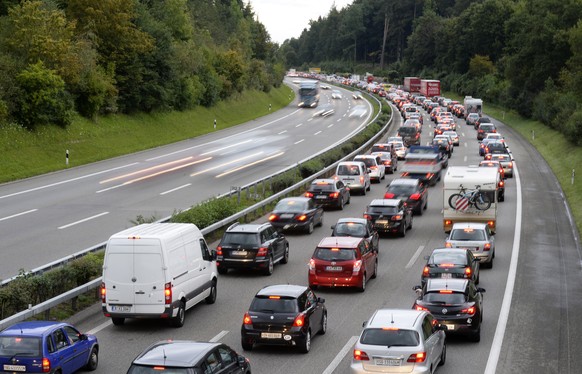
[
  {"xmin": 351, "ymin": 309, "xmax": 446, "ymax": 373},
  {"xmin": 445, "ymin": 222, "xmax": 495, "ymax": 268}
]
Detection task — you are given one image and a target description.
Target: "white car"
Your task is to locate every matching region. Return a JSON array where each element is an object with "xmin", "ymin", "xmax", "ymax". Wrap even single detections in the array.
[
  {"xmin": 442, "ymin": 130, "xmax": 460, "ymax": 146},
  {"xmin": 353, "ymin": 154, "xmax": 385, "ymax": 183},
  {"xmin": 331, "ymin": 90, "xmax": 343, "ymax": 99}
]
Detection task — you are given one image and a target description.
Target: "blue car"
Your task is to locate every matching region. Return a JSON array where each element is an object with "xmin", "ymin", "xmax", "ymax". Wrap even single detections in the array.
[{"xmin": 0, "ymin": 321, "xmax": 98, "ymax": 373}]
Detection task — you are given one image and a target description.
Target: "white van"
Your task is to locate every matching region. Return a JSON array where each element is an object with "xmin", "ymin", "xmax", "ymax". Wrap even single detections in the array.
[
  {"xmin": 335, "ymin": 161, "xmax": 371, "ymax": 195},
  {"xmin": 101, "ymin": 223, "xmax": 218, "ymax": 327}
]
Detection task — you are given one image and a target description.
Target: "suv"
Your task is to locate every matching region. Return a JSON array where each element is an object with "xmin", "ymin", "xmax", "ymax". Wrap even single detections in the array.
[
  {"xmin": 445, "ymin": 222, "xmax": 496, "ymax": 268},
  {"xmin": 304, "ymin": 178, "xmax": 350, "ymax": 210},
  {"xmin": 127, "ymin": 341, "xmax": 250, "ymax": 373},
  {"xmin": 384, "ymin": 178, "xmax": 428, "ymax": 215},
  {"xmin": 0, "ymin": 321, "xmax": 99, "ymax": 373},
  {"xmin": 397, "ymin": 125, "xmax": 421, "ymax": 146},
  {"xmin": 422, "ymin": 248, "xmax": 480, "ymax": 286},
  {"xmin": 309, "ymin": 236, "xmax": 378, "ymax": 292},
  {"xmin": 351, "ymin": 309, "xmax": 446, "ymax": 373},
  {"xmin": 364, "ymin": 199, "xmax": 413, "ymax": 237},
  {"xmin": 241, "ymin": 285, "xmax": 327, "ymax": 353},
  {"xmin": 354, "ymin": 155, "xmax": 385, "ymax": 183},
  {"xmin": 216, "ymin": 223, "xmax": 289, "ymax": 275},
  {"xmin": 331, "ymin": 217, "xmax": 379, "ymax": 253}
]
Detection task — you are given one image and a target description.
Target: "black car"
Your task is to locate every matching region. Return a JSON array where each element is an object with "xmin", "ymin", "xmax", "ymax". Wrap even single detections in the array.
[
  {"xmin": 330, "ymin": 217, "xmax": 380, "ymax": 253},
  {"xmin": 422, "ymin": 248, "xmax": 480, "ymax": 285},
  {"xmin": 477, "ymin": 123, "xmax": 497, "ymax": 140},
  {"xmin": 126, "ymin": 340, "xmax": 251, "ymax": 374},
  {"xmin": 241, "ymin": 285, "xmax": 326, "ymax": 353},
  {"xmin": 216, "ymin": 223, "xmax": 289, "ymax": 275},
  {"xmin": 474, "ymin": 116, "xmax": 492, "ymax": 130},
  {"xmin": 268, "ymin": 197, "xmax": 324, "ymax": 234},
  {"xmin": 482, "ymin": 141, "xmax": 509, "ymax": 157},
  {"xmin": 364, "ymin": 198, "xmax": 413, "ymax": 237},
  {"xmin": 384, "ymin": 178, "xmax": 428, "ymax": 215},
  {"xmin": 413, "ymin": 279, "xmax": 486, "ymax": 342},
  {"xmin": 304, "ymin": 179, "xmax": 350, "ymax": 210}
]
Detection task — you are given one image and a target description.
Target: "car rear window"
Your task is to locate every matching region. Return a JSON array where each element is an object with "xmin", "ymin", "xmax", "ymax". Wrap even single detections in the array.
[
  {"xmin": 367, "ymin": 206, "xmax": 398, "ymax": 215},
  {"xmin": 334, "ymin": 223, "xmax": 366, "ymax": 237},
  {"xmin": 250, "ymin": 296, "xmax": 298, "ymax": 313},
  {"xmin": 398, "ymin": 126, "xmax": 417, "ymax": 135},
  {"xmin": 337, "ymin": 164, "xmax": 361, "ymax": 176},
  {"xmin": 127, "ymin": 365, "xmax": 193, "ymax": 374},
  {"xmin": 354, "ymin": 158, "xmax": 375, "ymax": 167},
  {"xmin": 309, "ymin": 183, "xmax": 334, "ymax": 192},
  {"xmin": 449, "ymin": 229, "xmax": 486, "ymax": 241},
  {"xmin": 221, "ymin": 232, "xmax": 259, "ymax": 246},
  {"xmin": 432, "ymin": 252, "xmax": 467, "ymax": 265},
  {"xmin": 360, "ymin": 328, "xmax": 419, "ymax": 347},
  {"xmin": 424, "ymin": 292, "xmax": 467, "ymax": 304},
  {"xmin": 480, "ymin": 124, "xmax": 495, "ymax": 131},
  {"xmin": 388, "ymin": 185, "xmax": 415, "ymax": 195},
  {"xmin": 274, "ymin": 200, "xmax": 307, "ymax": 212},
  {"xmin": 371, "ymin": 145, "xmax": 391, "ymax": 153},
  {"xmin": 0, "ymin": 336, "xmax": 42, "ymax": 357},
  {"xmin": 314, "ymin": 248, "xmax": 356, "ymax": 261}
]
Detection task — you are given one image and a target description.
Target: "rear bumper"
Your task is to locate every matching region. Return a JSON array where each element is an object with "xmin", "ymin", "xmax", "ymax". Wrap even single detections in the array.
[
  {"xmin": 309, "ymin": 273, "xmax": 363, "ymax": 288},
  {"xmin": 102, "ymin": 304, "xmax": 176, "ymax": 319},
  {"xmin": 217, "ymin": 257, "xmax": 269, "ymax": 269},
  {"xmin": 241, "ymin": 327, "xmax": 307, "ymax": 346}
]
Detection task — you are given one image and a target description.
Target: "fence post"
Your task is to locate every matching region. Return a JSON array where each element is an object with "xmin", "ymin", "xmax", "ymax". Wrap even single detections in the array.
[{"xmin": 572, "ymin": 169, "xmax": 575, "ymax": 185}]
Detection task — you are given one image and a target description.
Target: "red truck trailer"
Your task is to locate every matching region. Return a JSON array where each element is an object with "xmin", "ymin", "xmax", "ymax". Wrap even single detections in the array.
[
  {"xmin": 403, "ymin": 77, "xmax": 421, "ymax": 93},
  {"xmin": 420, "ymin": 79, "xmax": 441, "ymax": 97}
]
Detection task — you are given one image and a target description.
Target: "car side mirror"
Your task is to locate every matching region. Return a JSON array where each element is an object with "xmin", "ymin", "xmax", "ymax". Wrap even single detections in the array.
[
  {"xmin": 477, "ymin": 287, "xmax": 486, "ymax": 293},
  {"xmin": 331, "ymin": 225, "xmax": 336, "ymax": 230},
  {"xmin": 317, "ymin": 297, "xmax": 325, "ymax": 303},
  {"xmin": 79, "ymin": 334, "xmax": 88, "ymax": 341},
  {"xmin": 237, "ymin": 355, "xmax": 247, "ymax": 367},
  {"xmin": 362, "ymin": 321, "xmax": 368, "ymax": 328}
]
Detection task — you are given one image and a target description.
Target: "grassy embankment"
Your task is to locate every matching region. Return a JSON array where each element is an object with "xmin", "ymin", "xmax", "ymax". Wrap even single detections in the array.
[
  {"xmin": 446, "ymin": 92, "xmax": 582, "ymax": 236},
  {"xmin": 0, "ymin": 85, "xmax": 294, "ymax": 184}
]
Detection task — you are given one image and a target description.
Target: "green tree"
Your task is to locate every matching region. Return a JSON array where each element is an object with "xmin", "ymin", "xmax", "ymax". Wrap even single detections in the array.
[{"xmin": 469, "ymin": 55, "xmax": 495, "ymax": 77}]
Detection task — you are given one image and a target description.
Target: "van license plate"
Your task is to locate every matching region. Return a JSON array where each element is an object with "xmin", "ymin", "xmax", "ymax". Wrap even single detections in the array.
[
  {"xmin": 3, "ymin": 365, "xmax": 26, "ymax": 372},
  {"xmin": 280, "ymin": 214, "xmax": 294, "ymax": 219},
  {"xmin": 261, "ymin": 333, "xmax": 282, "ymax": 339},
  {"xmin": 441, "ymin": 273, "xmax": 452, "ymax": 279},
  {"xmin": 111, "ymin": 305, "xmax": 131, "ymax": 312},
  {"xmin": 374, "ymin": 359, "xmax": 401, "ymax": 366}
]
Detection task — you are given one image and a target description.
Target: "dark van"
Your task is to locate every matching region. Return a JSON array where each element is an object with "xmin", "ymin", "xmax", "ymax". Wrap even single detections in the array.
[{"xmin": 397, "ymin": 125, "xmax": 421, "ymax": 146}]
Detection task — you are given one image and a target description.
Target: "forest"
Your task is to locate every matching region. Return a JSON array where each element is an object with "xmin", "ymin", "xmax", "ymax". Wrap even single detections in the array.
[
  {"xmin": 0, "ymin": 0, "xmax": 284, "ymax": 129},
  {"xmin": 279, "ymin": 0, "xmax": 582, "ymax": 143}
]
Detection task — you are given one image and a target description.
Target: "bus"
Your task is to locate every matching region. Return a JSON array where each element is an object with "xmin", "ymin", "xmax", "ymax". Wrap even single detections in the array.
[{"xmin": 298, "ymin": 80, "xmax": 320, "ymax": 108}]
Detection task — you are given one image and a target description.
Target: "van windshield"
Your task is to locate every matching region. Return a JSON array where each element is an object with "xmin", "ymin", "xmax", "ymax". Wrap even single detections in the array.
[
  {"xmin": 360, "ymin": 328, "xmax": 419, "ymax": 347},
  {"xmin": 354, "ymin": 158, "xmax": 375, "ymax": 167}
]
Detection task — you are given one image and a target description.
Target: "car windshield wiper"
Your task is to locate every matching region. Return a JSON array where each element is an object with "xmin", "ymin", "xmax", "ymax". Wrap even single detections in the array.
[
  {"xmin": 9, "ymin": 352, "xmax": 32, "ymax": 360},
  {"xmin": 386, "ymin": 344, "xmax": 413, "ymax": 348}
]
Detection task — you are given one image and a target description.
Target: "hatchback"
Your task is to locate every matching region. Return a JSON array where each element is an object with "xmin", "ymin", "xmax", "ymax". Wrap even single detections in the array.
[
  {"xmin": 0, "ymin": 321, "xmax": 98, "ymax": 374},
  {"xmin": 364, "ymin": 199, "xmax": 413, "ymax": 237},
  {"xmin": 422, "ymin": 248, "xmax": 480, "ymax": 285},
  {"xmin": 445, "ymin": 222, "xmax": 496, "ymax": 268},
  {"xmin": 126, "ymin": 340, "xmax": 250, "ymax": 374},
  {"xmin": 384, "ymin": 178, "xmax": 428, "ymax": 216},
  {"xmin": 331, "ymin": 218, "xmax": 379, "ymax": 253},
  {"xmin": 477, "ymin": 123, "xmax": 496, "ymax": 140},
  {"xmin": 309, "ymin": 236, "xmax": 378, "ymax": 292},
  {"xmin": 351, "ymin": 309, "xmax": 446, "ymax": 373}
]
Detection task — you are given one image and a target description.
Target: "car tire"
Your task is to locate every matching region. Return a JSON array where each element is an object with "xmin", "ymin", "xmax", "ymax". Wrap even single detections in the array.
[
  {"xmin": 338, "ymin": 197, "xmax": 344, "ymax": 210},
  {"xmin": 371, "ymin": 260, "xmax": 378, "ymax": 279},
  {"xmin": 439, "ymin": 342, "xmax": 446, "ymax": 366},
  {"xmin": 205, "ymin": 279, "xmax": 217, "ymax": 304},
  {"xmin": 471, "ymin": 326, "xmax": 481, "ymax": 342},
  {"xmin": 299, "ymin": 330, "xmax": 311, "ymax": 353},
  {"xmin": 280, "ymin": 245, "xmax": 289, "ymax": 264},
  {"xmin": 306, "ymin": 221, "xmax": 314, "ymax": 234},
  {"xmin": 358, "ymin": 274, "xmax": 367, "ymax": 292},
  {"xmin": 217, "ymin": 266, "xmax": 228, "ymax": 275},
  {"xmin": 424, "ymin": 200, "xmax": 428, "ymax": 210},
  {"xmin": 171, "ymin": 301, "xmax": 185, "ymax": 328},
  {"xmin": 241, "ymin": 339, "xmax": 253, "ymax": 351},
  {"xmin": 416, "ymin": 206, "xmax": 423, "ymax": 216},
  {"xmin": 347, "ymin": 194, "xmax": 351, "ymax": 204},
  {"xmin": 485, "ymin": 259, "xmax": 493, "ymax": 269},
  {"xmin": 499, "ymin": 194, "xmax": 505, "ymax": 202},
  {"xmin": 367, "ymin": 183, "xmax": 371, "ymax": 191},
  {"xmin": 111, "ymin": 318, "xmax": 125, "ymax": 326},
  {"xmin": 317, "ymin": 215, "xmax": 323, "ymax": 227},
  {"xmin": 319, "ymin": 313, "xmax": 327, "ymax": 335},
  {"xmin": 361, "ymin": 187, "xmax": 366, "ymax": 196},
  {"xmin": 85, "ymin": 347, "xmax": 98, "ymax": 371},
  {"xmin": 408, "ymin": 217, "xmax": 413, "ymax": 230},
  {"xmin": 263, "ymin": 255, "xmax": 274, "ymax": 276},
  {"xmin": 399, "ymin": 224, "xmax": 406, "ymax": 238}
]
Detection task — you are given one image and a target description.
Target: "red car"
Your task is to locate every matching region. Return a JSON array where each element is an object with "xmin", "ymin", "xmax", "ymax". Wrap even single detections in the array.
[{"xmin": 308, "ymin": 237, "xmax": 378, "ymax": 292}]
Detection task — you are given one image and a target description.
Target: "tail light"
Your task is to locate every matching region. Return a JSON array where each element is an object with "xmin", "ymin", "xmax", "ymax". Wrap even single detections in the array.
[
  {"xmin": 42, "ymin": 358, "xmax": 51, "ymax": 373},
  {"xmin": 422, "ymin": 266, "xmax": 429, "ymax": 277},
  {"xmin": 401, "ymin": 172, "xmax": 410, "ymax": 177},
  {"xmin": 363, "ymin": 214, "xmax": 372, "ymax": 220},
  {"xmin": 293, "ymin": 313, "xmax": 305, "ymax": 327},
  {"xmin": 360, "ymin": 176, "xmax": 364, "ymax": 183},
  {"xmin": 461, "ymin": 306, "xmax": 476, "ymax": 315},
  {"xmin": 445, "ymin": 220, "xmax": 452, "ymax": 226},
  {"xmin": 407, "ymin": 352, "xmax": 427, "ymax": 363},
  {"xmin": 353, "ymin": 350, "xmax": 370, "ymax": 361},
  {"xmin": 164, "ymin": 282, "xmax": 172, "ymax": 305},
  {"xmin": 445, "ymin": 242, "xmax": 452, "ymax": 248},
  {"xmin": 370, "ymin": 166, "xmax": 377, "ymax": 170},
  {"xmin": 410, "ymin": 193, "xmax": 421, "ymax": 200},
  {"xmin": 329, "ymin": 192, "xmax": 339, "ymax": 198},
  {"xmin": 352, "ymin": 260, "xmax": 362, "ymax": 274},
  {"xmin": 487, "ymin": 221, "xmax": 495, "ymax": 229},
  {"xmin": 391, "ymin": 214, "xmax": 403, "ymax": 221},
  {"xmin": 484, "ymin": 243, "xmax": 491, "ymax": 251},
  {"xmin": 304, "ymin": 192, "xmax": 314, "ymax": 198},
  {"xmin": 243, "ymin": 312, "xmax": 253, "ymax": 326},
  {"xmin": 465, "ymin": 267, "xmax": 472, "ymax": 277},
  {"xmin": 309, "ymin": 259, "xmax": 316, "ymax": 274},
  {"xmin": 296, "ymin": 214, "xmax": 307, "ymax": 222},
  {"xmin": 268, "ymin": 214, "xmax": 279, "ymax": 221},
  {"xmin": 100, "ymin": 282, "xmax": 106, "ymax": 303},
  {"xmin": 414, "ymin": 304, "xmax": 429, "ymax": 312},
  {"xmin": 384, "ymin": 192, "xmax": 395, "ymax": 198},
  {"xmin": 508, "ymin": 162, "xmax": 513, "ymax": 168},
  {"xmin": 257, "ymin": 247, "xmax": 268, "ymax": 257},
  {"xmin": 426, "ymin": 173, "xmax": 434, "ymax": 179},
  {"xmin": 383, "ymin": 161, "xmax": 391, "ymax": 166},
  {"xmin": 499, "ymin": 180, "xmax": 504, "ymax": 188},
  {"xmin": 216, "ymin": 246, "xmax": 223, "ymax": 256}
]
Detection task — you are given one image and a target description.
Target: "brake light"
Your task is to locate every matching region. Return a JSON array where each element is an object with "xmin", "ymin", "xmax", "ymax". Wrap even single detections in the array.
[
  {"xmin": 304, "ymin": 192, "xmax": 314, "ymax": 198},
  {"xmin": 384, "ymin": 192, "xmax": 395, "ymax": 198},
  {"xmin": 465, "ymin": 267, "xmax": 472, "ymax": 277},
  {"xmin": 426, "ymin": 173, "xmax": 434, "ymax": 179},
  {"xmin": 216, "ymin": 246, "xmax": 223, "ymax": 256},
  {"xmin": 484, "ymin": 243, "xmax": 491, "ymax": 251},
  {"xmin": 354, "ymin": 350, "xmax": 370, "ymax": 361},
  {"xmin": 164, "ymin": 282, "xmax": 172, "ymax": 305},
  {"xmin": 487, "ymin": 221, "xmax": 495, "ymax": 229},
  {"xmin": 309, "ymin": 259, "xmax": 316, "ymax": 274},
  {"xmin": 445, "ymin": 220, "xmax": 452, "ymax": 226},
  {"xmin": 410, "ymin": 193, "xmax": 421, "ymax": 200},
  {"xmin": 243, "ymin": 312, "xmax": 253, "ymax": 326},
  {"xmin": 414, "ymin": 304, "xmax": 429, "ymax": 312},
  {"xmin": 268, "ymin": 214, "xmax": 279, "ymax": 221},
  {"xmin": 363, "ymin": 214, "xmax": 372, "ymax": 220},
  {"xmin": 401, "ymin": 172, "xmax": 409, "ymax": 177},
  {"xmin": 407, "ymin": 352, "xmax": 427, "ymax": 363},
  {"xmin": 100, "ymin": 282, "xmax": 106, "ymax": 303},
  {"xmin": 293, "ymin": 314, "xmax": 305, "ymax": 327},
  {"xmin": 257, "ymin": 247, "xmax": 268, "ymax": 257},
  {"xmin": 329, "ymin": 192, "xmax": 339, "ymax": 198},
  {"xmin": 360, "ymin": 176, "xmax": 364, "ymax": 183},
  {"xmin": 439, "ymin": 290, "xmax": 453, "ymax": 293},
  {"xmin": 422, "ymin": 266, "xmax": 429, "ymax": 276},
  {"xmin": 42, "ymin": 358, "xmax": 51, "ymax": 373},
  {"xmin": 353, "ymin": 260, "xmax": 362, "ymax": 274},
  {"xmin": 296, "ymin": 214, "xmax": 307, "ymax": 222},
  {"xmin": 499, "ymin": 180, "xmax": 504, "ymax": 187},
  {"xmin": 445, "ymin": 242, "xmax": 452, "ymax": 248},
  {"xmin": 462, "ymin": 306, "xmax": 476, "ymax": 315},
  {"xmin": 383, "ymin": 160, "xmax": 391, "ymax": 166},
  {"xmin": 391, "ymin": 214, "xmax": 403, "ymax": 221},
  {"xmin": 370, "ymin": 166, "xmax": 377, "ymax": 170},
  {"xmin": 508, "ymin": 162, "xmax": 513, "ymax": 168}
]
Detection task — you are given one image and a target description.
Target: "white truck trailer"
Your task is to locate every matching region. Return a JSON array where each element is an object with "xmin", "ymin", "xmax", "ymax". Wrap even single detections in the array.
[{"xmin": 464, "ymin": 96, "xmax": 483, "ymax": 118}]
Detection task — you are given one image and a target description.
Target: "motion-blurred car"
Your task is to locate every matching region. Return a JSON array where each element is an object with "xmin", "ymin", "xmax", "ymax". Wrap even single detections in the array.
[
  {"xmin": 268, "ymin": 197, "xmax": 324, "ymax": 234},
  {"xmin": 349, "ymin": 105, "xmax": 368, "ymax": 118},
  {"xmin": 304, "ymin": 179, "xmax": 350, "ymax": 210},
  {"xmin": 353, "ymin": 91, "xmax": 364, "ymax": 100},
  {"xmin": 313, "ymin": 103, "xmax": 335, "ymax": 117},
  {"xmin": 421, "ymin": 248, "xmax": 480, "ymax": 286},
  {"xmin": 331, "ymin": 217, "xmax": 379, "ymax": 253},
  {"xmin": 445, "ymin": 222, "xmax": 496, "ymax": 268},
  {"xmin": 331, "ymin": 90, "xmax": 343, "ymax": 99}
]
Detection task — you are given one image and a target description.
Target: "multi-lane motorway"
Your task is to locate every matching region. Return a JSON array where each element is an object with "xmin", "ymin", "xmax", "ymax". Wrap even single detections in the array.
[{"xmin": 3, "ymin": 86, "xmax": 582, "ymax": 373}]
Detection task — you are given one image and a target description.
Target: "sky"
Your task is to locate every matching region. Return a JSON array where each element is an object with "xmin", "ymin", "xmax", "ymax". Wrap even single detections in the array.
[{"xmin": 249, "ymin": 0, "xmax": 354, "ymax": 45}]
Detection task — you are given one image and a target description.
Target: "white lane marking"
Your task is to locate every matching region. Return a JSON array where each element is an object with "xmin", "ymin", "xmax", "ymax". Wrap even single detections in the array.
[
  {"xmin": 58, "ymin": 212, "xmax": 110, "ymax": 230},
  {"xmin": 160, "ymin": 184, "xmax": 191, "ymax": 195},
  {"xmin": 462, "ymin": 132, "xmax": 466, "ymax": 137},
  {"xmin": 295, "ymin": 139, "xmax": 305, "ymax": 144},
  {"xmin": 209, "ymin": 330, "xmax": 229, "ymax": 343},
  {"xmin": 464, "ymin": 142, "xmax": 468, "ymax": 147},
  {"xmin": 484, "ymin": 165, "xmax": 522, "ymax": 373},
  {"xmin": 201, "ymin": 139, "xmax": 253, "ymax": 156},
  {"xmin": 278, "ymin": 130, "xmax": 287, "ymax": 135},
  {"xmin": 96, "ymin": 184, "xmax": 124, "ymax": 193},
  {"xmin": 343, "ymin": 114, "xmax": 347, "ymax": 117},
  {"xmin": 322, "ymin": 336, "xmax": 359, "ymax": 374},
  {"xmin": 314, "ymin": 131, "xmax": 322, "ymax": 135},
  {"xmin": 307, "ymin": 118, "xmax": 313, "ymax": 122},
  {"xmin": 464, "ymin": 156, "xmax": 468, "ymax": 162},
  {"xmin": 296, "ymin": 123, "xmax": 303, "ymax": 127},
  {"xmin": 0, "ymin": 163, "xmax": 139, "ymax": 200},
  {"xmin": 216, "ymin": 152, "xmax": 284, "ymax": 178},
  {"xmin": 337, "ymin": 119, "xmax": 342, "ymax": 122},
  {"xmin": 191, "ymin": 153, "xmax": 262, "ymax": 177},
  {"xmin": 406, "ymin": 245, "xmax": 425, "ymax": 269},
  {"xmin": 87, "ymin": 320, "xmax": 112, "ymax": 335},
  {"xmin": 328, "ymin": 124, "xmax": 334, "ymax": 128},
  {"xmin": 0, "ymin": 209, "xmax": 38, "ymax": 222}
]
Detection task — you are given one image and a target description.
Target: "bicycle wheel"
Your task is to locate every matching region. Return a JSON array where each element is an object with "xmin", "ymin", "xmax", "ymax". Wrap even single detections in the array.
[
  {"xmin": 474, "ymin": 192, "xmax": 491, "ymax": 211},
  {"xmin": 448, "ymin": 193, "xmax": 463, "ymax": 209}
]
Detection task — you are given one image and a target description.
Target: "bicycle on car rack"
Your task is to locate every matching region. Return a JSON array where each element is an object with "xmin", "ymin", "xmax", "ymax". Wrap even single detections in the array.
[{"xmin": 448, "ymin": 184, "xmax": 491, "ymax": 211}]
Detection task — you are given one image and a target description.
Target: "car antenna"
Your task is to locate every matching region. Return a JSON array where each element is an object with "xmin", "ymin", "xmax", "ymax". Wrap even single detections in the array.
[
  {"xmin": 391, "ymin": 313, "xmax": 395, "ymax": 324},
  {"xmin": 163, "ymin": 348, "xmax": 167, "ymax": 365}
]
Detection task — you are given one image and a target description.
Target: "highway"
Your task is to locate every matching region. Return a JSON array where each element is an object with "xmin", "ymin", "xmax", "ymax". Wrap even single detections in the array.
[{"xmin": 0, "ymin": 80, "xmax": 372, "ymax": 280}]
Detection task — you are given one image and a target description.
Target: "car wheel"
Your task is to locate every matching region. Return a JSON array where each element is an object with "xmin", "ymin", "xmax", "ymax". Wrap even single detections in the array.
[
  {"xmin": 338, "ymin": 197, "xmax": 344, "ymax": 210},
  {"xmin": 299, "ymin": 330, "xmax": 311, "ymax": 353},
  {"xmin": 319, "ymin": 313, "xmax": 327, "ymax": 335},
  {"xmin": 371, "ymin": 260, "xmax": 378, "ymax": 279},
  {"xmin": 361, "ymin": 187, "xmax": 366, "ymax": 196},
  {"xmin": 367, "ymin": 182, "xmax": 371, "ymax": 191},
  {"xmin": 471, "ymin": 326, "xmax": 481, "ymax": 342},
  {"xmin": 263, "ymin": 255, "xmax": 274, "ymax": 276},
  {"xmin": 241, "ymin": 339, "xmax": 253, "ymax": 351},
  {"xmin": 111, "ymin": 318, "xmax": 125, "ymax": 326},
  {"xmin": 281, "ymin": 245, "xmax": 289, "ymax": 264},
  {"xmin": 416, "ymin": 206, "xmax": 423, "ymax": 216},
  {"xmin": 399, "ymin": 224, "xmax": 406, "ymax": 238},
  {"xmin": 358, "ymin": 274, "xmax": 367, "ymax": 292},
  {"xmin": 85, "ymin": 347, "xmax": 98, "ymax": 371},
  {"xmin": 485, "ymin": 258, "xmax": 493, "ymax": 269},
  {"xmin": 171, "ymin": 301, "xmax": 185, "ymax": 328},
  {"xmin": 408, "ymin": 217, "xmax": 413, "ymax": 230},
  {"xmin": 499, "ymin": 194, "xmax": 505, "ymax": 202},
  {"xmin": 438, "ymin": 342, "xmax": 446, "ymax": 366},
  {"xmin": 205, "ymin": 279, "xmax": 217, "ymax": 304},
  {"xmin": 217, "ymin": 266, "xmax": 228, "ymax": 275},
  {"xmin": 306, "ymin": 221, "xmax": 314, "ymax": 234},
  {"xmin": 424, "ymin": 200, "xmax": 428, "ymax": 210},
  {"xmin": 347, "ymin": 194, "xmax": 351, "ymax": 204}
]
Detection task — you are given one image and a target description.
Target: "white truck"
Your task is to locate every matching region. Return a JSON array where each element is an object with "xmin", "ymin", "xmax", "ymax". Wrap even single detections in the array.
[
  {"xmin": 443, "ymin": 166, "xmax": 500, "ymax": 233},
  {"xmin": 463, "ymin": 96, "xmax": 483, "ymax": 118}
]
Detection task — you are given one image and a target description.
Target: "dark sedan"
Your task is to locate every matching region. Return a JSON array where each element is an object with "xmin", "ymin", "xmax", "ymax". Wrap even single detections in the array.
[
  {"xmin": 421, "ymin": 247, "xmax": 480, "ymax": 285},
  {"xmin": 330, "ymin": 217, "xmax": 380, "ymax": 253},
  {"xmin": 304, "ymin": 179, "xmax": 350, "ymax": 210},
  {"xmin": 268, "ymin": 197, "xmax": 324, "ymax": 234},
  {"xmin": 364, "ymin": 198, "xmax": 413, "ymax": 237}
]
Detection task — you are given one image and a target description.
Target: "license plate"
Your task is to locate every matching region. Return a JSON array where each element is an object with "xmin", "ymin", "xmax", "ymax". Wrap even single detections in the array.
[
  {"xmin": 376, "ymin": 220, "xmax": 388, "ymax": 224},
  {"xmin": 280, "ymin": 213, "xmax": 294, "ymax": 219},
  {"xmin": 261, "ymin": 332, "xmax": 282, "ymax": 339},
  {"xmin": 344, "ymin": 178, "xmax": 354, "ymax": 181},
  {"xmin": 316, "ymin": 195, "xmax": 327, "ymax": 199},
  {"xmin": 3, "ymin": 365, "xmax": 26, "ymax": 372},
  {"xmin": 325, "ymin": 266, "xmax": 342, "ymax": 271},
  {"xmin": 231, "ymin": 250, "xmax": 247, "ymax": 256},
  {"xmin": 445, "ymin": 324, "xmax": 455, "ymax": 330},
  {"xmin": 111, "ymin": 305, "xmax": 131, "ymax": 312},
  {"xmin": 441, "ymin": 273, "xmax": 452, "ymax": 279},
  {"xmin": 374, "ymin": 359, "xmax": 401, "ymax": 366}
]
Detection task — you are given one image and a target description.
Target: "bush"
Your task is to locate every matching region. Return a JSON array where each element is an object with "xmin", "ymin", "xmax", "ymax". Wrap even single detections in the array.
[{"xmin": 298, "ymin": 159, "xmax": 324, "ymax": 178}]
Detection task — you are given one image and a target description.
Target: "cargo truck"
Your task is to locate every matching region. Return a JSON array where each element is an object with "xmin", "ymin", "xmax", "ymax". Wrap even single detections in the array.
[
  {"xmin": 420, "ymin": 79, "xmax": 441, "ymax": 97},
  {"xmin": 404, "ymin": 77, "xmax": 421, "ymax": 93}
]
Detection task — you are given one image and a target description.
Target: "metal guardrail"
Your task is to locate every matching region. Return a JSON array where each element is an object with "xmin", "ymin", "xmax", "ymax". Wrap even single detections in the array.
[{"xmin": 0, "ymin": 92, "xmax": 391, "ymax": 330}]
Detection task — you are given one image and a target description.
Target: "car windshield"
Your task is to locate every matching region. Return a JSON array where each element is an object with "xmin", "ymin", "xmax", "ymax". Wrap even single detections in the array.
[
  {"xmin": 250, "ymin": 296, "xmax": 298, "ymax": 313},
  {"xmin": 0, "ymin": 336, "xmax": 42, "ymax": 357},
  {"xmin": 338, "ymin": 165, "xmax": 362, "ymax": 175},
  {"xmin": 127, "ymin": 366, "xmax": 192, "ymax": 374},
  {"xmin": 274, "ymin": 200, "xmax": 307, "ymax": 212},
  {"xmin": 360, "ymin": 328, "xmax": 419, "ymax": 347},
  {"xmin": 432, "ymin": 252, "xmax": 467, "ymax": 265},
  {"xmin": 481, "ymin": 124, "xmax": 495, "ymax": 131},
  {"xmin": 423, "ymin": 292, "xmax": 467, "ymax": 304},
  {"xmin": 334, "ymin": 223, "xmax": 366, "ymax": 237},
  {"xmin": 314, "ymin": 247, "xmax": 356, "ymax": 261},
  {"xmin": 221, "ymin": 233, "xmax": 258, "ymax": 246},
  {"xmin": 367, "ymin": 206, "xmax": 398, "ymax": 215}
]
